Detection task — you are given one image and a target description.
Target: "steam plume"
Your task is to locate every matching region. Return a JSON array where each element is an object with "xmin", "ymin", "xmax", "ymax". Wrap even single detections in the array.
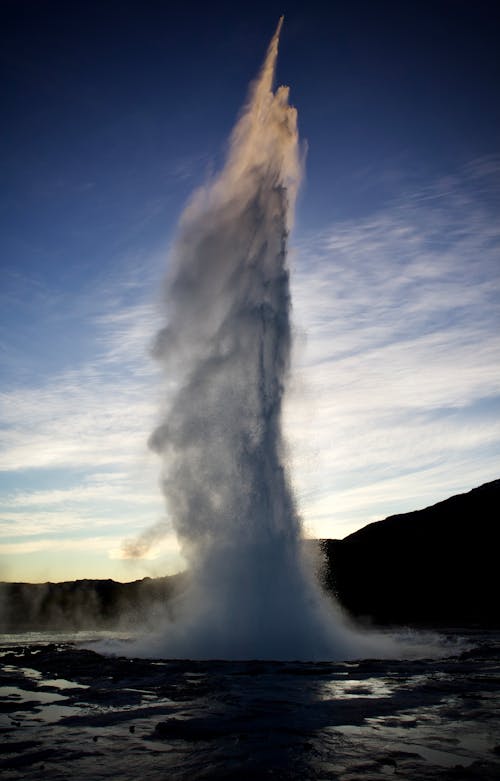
[{"xmin": 127, "ymin": 20, "xmax": 439, "ymax": 660}]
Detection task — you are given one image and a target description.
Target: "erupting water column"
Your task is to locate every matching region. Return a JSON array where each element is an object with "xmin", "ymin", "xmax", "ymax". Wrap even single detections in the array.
[{"xmin": 132, "ymin": 19, "xmax": 396, "ymax": 660}]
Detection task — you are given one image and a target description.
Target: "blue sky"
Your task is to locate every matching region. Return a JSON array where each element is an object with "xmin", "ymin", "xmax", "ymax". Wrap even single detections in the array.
[{"xmin": 1, "ymin": 1, "xmax": 499, "ymax": 582}]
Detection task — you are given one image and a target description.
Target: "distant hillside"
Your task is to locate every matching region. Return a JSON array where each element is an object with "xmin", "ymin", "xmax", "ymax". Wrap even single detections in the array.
[
  {"xmin": 0, "ymin": 574, "xmax": 183, "ymax": 633},
  {"xmin": 320, "ymin": 479, "xmax": 499, "ymax": 627},
  {"xmin": 1, "ymin": 480, "xmax": 498, "ymax": 632}
]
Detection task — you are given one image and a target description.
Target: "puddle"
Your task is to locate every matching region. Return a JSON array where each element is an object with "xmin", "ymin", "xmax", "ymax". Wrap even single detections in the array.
[
  {"xmin": 25, "ymin": 702, "xmax": 89, "ymax": 723},
  {"xmin": 405, "ymin": 742, "xmax": 474, "ymax": 768},
  {"xmin": 3, "ymin": 665, "xmax": 43, "ymax": 680},
  {"xmin": 320, "ymin": 677, "xmax": 393, "ymax": 700},
  {"xmin": 0, "ymin": 685, "xmax": 67, "ymax": 704},
  {"xmin": 458, "ymin": 727, "xmax": 499, "ymax": 754},
  {"xmin": 2, "ymin": 664, "xmax": 88, "ymax": 692},
  {"xmin": 40, "ymin": 678, "xmax": 89, "ymax": 690}
]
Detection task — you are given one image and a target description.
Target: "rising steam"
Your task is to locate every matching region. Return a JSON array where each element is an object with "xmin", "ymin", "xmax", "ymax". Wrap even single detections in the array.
[{"xmin": 124, "ymin": 20, "xmax": 443, "ymax": 660}]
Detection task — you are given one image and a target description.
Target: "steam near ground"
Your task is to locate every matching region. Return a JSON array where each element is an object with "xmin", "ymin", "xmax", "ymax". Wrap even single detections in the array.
[{"xmin": 108, "ymin": 21, "xmax": 448, "ymax": 661}]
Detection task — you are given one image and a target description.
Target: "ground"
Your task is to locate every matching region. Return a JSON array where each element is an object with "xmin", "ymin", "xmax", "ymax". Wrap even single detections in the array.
[{"xmin": 1, "ymin": 631, "xmax": 499, "ymax": 780}]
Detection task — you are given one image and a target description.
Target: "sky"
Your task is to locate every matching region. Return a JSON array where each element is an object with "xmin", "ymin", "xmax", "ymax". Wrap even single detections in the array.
[{"xmin": 1, "ymin": 0, "xmax": 499, "ymax": 583}]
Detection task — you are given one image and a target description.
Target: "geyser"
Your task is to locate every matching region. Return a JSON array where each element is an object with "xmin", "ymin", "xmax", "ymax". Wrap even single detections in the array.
[{"xmin": 127, "ymin": 20, "xmax": 442, "ymax": 661}]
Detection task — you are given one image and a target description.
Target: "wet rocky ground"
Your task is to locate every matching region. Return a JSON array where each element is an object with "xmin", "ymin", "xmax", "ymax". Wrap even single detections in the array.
[{"xmin": 1, "ymin": 632, "xmax": 499, "ymax": 780}]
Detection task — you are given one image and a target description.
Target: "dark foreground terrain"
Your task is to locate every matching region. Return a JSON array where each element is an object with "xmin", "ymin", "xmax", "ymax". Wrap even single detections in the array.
[{"xmin": 1, "ymin": 632, "xmax": 499, "ymax": 780}]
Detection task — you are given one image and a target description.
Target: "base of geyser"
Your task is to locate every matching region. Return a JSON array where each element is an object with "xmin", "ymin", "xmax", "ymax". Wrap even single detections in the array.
[
  {"xmin": 92, "ymin": 555, "xmax": 454, "ymax": 662},
  {"xmin": 93, "ymin": 618, "xmax": 456, "ymax": 662}
]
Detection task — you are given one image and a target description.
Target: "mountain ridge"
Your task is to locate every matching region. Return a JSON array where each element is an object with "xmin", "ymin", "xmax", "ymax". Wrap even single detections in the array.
[{"xmin": 320, "ymin": 477, "xmax": 499, "ymax": 626}]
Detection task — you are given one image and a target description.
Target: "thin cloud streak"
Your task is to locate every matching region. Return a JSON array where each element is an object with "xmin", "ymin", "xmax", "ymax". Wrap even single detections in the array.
[
  {"xmin": 3, "ymin": 483, "xmax": 156, "ymax": 509},
  {"xmin": 0, "ymin": 508, "xmax": 157, "ymax": 538},
  {"xmin": 0, "ymin": 533, "xmax": 180, "ymax": 559}
]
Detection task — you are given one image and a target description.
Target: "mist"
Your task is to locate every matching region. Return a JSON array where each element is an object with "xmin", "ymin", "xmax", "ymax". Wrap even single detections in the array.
[{"xmin": 121, "ymin": 20, "xmax": 444, "ymax": 661}]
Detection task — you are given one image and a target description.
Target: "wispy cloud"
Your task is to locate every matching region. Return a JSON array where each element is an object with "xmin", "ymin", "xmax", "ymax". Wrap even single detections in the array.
[
  {"xmin": 0, "ymin": 372, "xmax": 155, "ymax": 472},
  {"xmin": 3, "ymin": 476, "xmax": 154, "ymax": 509},
  {"xmin": 287, "ymin": 163, "xmax": 500, "ymax": 535},
  {"xmin": 0, "ymin": 533, "xmax": 180, "ymax": 560}
]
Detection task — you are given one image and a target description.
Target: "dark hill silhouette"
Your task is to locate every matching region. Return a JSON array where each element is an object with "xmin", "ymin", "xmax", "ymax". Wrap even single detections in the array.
[
  {"xmin": 0, "ymin": 479, "xmax": 497, "ymax": 631},
  {"xmin": 320, "ymin": 479, "xmax": 499, "ymax": 627},
  {"xmin": 0, "ymin": 574, "xmax": 184, "ymax": 633}
]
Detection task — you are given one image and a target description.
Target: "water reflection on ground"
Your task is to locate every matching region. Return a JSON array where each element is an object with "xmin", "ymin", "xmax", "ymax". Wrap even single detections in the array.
[{"xmin": 0, "ymin": 631, "xmax": 499, "ymax": 779}]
